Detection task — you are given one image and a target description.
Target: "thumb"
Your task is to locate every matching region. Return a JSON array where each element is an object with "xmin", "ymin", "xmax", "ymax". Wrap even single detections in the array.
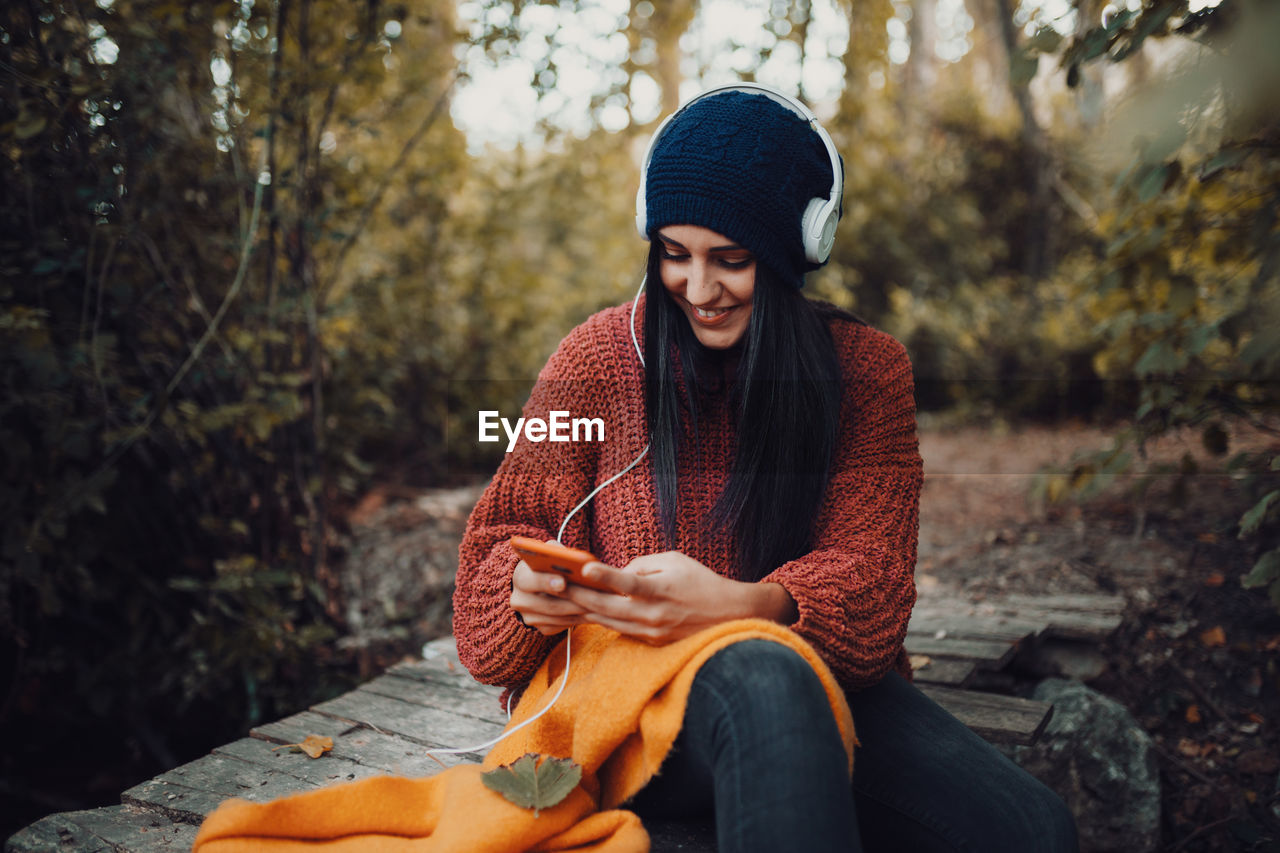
[{"xmin": 583, "ymin": 562, "xmax": 646, "ymax": 597}]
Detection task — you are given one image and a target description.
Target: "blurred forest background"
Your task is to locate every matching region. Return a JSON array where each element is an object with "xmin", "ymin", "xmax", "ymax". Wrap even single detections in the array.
[{"xmin": 2, "ymin": 0, "xmax": 1279, "ymax": 841}]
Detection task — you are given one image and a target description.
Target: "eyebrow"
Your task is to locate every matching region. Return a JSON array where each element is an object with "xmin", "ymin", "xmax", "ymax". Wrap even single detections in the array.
[{"xmin": 657, "ymin": 234, "xmax": 748, "ymax": 253}]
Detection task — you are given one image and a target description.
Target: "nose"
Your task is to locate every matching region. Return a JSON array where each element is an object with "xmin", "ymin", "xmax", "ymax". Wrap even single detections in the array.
[{"xmin": 685, "ymin": 259, "xmax": 720, "ymax": 305}]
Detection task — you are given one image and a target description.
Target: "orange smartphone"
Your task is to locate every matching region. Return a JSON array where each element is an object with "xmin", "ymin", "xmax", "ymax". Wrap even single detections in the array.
[{"xmin": 510, "ymin": 536, "xmax": 613, "ymax": 592}]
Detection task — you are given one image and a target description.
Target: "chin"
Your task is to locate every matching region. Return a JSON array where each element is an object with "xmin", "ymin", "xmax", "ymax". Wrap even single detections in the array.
[{"xmin": 692, "ymin": 328, "xmax": 746, "ymax": 350}]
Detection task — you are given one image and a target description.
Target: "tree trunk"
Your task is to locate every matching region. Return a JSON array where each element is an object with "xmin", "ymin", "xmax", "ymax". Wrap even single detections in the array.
[
  {"xmin": 904, "ymin": 0, "xmax": 939, "ymax": 100},
  {"xmin": 993, "ymin": 0, "xmax": 1052, "ymax": 280}
]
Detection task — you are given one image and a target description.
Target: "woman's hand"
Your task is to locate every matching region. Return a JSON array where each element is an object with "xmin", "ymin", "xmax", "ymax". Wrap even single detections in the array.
[
  {"xmin": 562, "ymin": 551, "xmax": 798, "ymax": 644},
  {"xmin": 510, "ymin": 557, "xmax": 593, "ymax": 636}
]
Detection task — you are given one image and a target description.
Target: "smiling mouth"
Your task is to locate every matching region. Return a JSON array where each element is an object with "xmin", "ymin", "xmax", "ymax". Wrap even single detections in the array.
[{"xmin": 693, "ymin": 305, "xmax": 733, "ymax": 319}]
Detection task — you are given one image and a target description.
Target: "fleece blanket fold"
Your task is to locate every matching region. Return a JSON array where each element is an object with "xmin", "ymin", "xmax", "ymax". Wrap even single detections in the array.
[{"xmin": 192, "ymin": 619, "xmax": 855, "ymax": 852}]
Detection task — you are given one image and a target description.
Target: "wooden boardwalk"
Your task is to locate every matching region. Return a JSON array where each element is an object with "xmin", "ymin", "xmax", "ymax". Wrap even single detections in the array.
[{"xmin": 6, "ymin": 592, "xmax": 1124, "ymax": 852}]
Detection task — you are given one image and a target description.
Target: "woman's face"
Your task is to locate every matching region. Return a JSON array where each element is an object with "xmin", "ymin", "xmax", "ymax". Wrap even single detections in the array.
[{"xmin": 657, "ymin": 224, "xmax": 756, "ymax": 350}]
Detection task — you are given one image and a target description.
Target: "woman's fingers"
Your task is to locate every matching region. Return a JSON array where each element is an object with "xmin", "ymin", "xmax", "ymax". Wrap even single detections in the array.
[
  {"xmin": 580, "ymin": 562, "xmax": 645, "ymax": 597},
  {"xmin": 512, "ymin": 560, "xmax": 567, "ymax": 596},
  {"xmin": 510, "ymin": 560, "xmax": 591, "ymax": 635}
]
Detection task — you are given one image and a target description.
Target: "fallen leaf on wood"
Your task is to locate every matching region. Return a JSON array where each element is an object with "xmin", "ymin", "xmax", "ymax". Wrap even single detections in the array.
[
  {"xmin": 481, "ymin": 753, "xmax": 582, "ymax": 816},
  {"xmin": 271, "ymin": 734, "xmax": 334, "ymax": 759},
  {"xmin": 1185, "ymin": 704, "xmax": 1201, "ymax": 724},
  {"xmin": 909, "ymin": 655, "xmax": 932, "ymax": 671},
  {"xmin": 1198, "ymin": 626, "xmax": 1226, "ymax": 648}
]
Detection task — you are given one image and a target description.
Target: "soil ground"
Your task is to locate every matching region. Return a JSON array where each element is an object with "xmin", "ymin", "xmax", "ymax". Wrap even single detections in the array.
[{"xmin": 914, "ymin": 417, "xmax": 1280, "ymax": 852}]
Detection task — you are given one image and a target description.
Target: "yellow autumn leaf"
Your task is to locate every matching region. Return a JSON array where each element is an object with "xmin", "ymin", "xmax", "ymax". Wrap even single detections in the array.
[
  {"xmin": 299, "ymin": 734, "xmax": 334, "ymax": 758},
  {"xmin": 1199, "ymin": 626, "xmax": 1227, "ymax": 648},
  {"xmin": 271, "ymin": 734, "xmax": 334, "ymax": 759}
]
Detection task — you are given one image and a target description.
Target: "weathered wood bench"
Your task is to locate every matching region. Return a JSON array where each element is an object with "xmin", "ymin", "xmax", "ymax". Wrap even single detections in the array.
[{"xmin": 5, "ymin": 592, "xmax": 1124, "ymax": 853}]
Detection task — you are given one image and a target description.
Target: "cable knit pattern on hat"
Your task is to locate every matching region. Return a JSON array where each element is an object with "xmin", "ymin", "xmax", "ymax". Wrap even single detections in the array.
[
  {"xmin": 644, "ymin": 91, "xmax": 835, "ymax": 286},
  {"xmin": 453, "ymin": 301, "xmax": 922, "ymax": 695}
]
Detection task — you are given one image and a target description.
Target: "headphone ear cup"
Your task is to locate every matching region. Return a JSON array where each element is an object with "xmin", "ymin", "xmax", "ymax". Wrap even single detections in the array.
[{"xmin": 801, "ymin": 197, "xmax": 839, "ymax": 264}]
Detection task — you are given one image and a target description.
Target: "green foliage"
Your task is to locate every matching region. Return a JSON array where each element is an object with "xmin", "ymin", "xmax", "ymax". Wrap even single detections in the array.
[
  {"xmin": 816, "ymin": 90, "xmax": 1104, "ymax": 417},
  {"xmin": 1238, "ymin": 453, "xmax": 1280, "ymax": 609},
  {"xmin": 0, "ymin": 0, "xmax": 472, "ymax": 790},
  {"xmin": 1042, "ymin": 0, "xmax": 1280, "ymax": 611}
]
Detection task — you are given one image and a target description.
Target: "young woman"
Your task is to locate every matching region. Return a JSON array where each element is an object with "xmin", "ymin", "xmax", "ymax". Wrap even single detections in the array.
[{"xmin": 453, "ymin": 85, "xmax": 1078, "ymax": 852}]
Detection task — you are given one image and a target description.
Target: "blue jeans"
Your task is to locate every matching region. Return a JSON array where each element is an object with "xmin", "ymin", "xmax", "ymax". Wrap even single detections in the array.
[{"xmin": 628, "ymin": 640, "xmax": 1079, "ymax": 853}]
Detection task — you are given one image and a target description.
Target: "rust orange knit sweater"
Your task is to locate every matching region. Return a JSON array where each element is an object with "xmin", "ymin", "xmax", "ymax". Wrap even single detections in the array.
[{"xmin": 453, "ymin": 300, "xmax": 922, "ymax": 694}]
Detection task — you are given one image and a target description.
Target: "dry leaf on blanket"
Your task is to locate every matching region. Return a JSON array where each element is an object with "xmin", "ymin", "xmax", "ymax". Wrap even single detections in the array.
[{"xmin": 481, "ymin": 753, "xmax": 582, "ymax": 816}]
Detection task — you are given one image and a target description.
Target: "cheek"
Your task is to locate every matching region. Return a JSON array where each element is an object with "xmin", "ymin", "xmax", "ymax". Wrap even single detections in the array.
[
  {"xmin": 658, "ymin": 262, "xmax": 682, "ymax": 295},
  {"xmin": 730, "ymin": 273, "xmax": 756, "ymax": 305}
]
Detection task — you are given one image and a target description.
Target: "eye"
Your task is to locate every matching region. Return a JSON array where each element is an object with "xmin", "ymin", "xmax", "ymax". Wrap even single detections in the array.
[
  {"xmin": 716, "ymin": 256, "xmax": 753, "ymax": 270},
  {"xmin": 660, "ymin": 248, "xmax": 689, "ymax": 262}
]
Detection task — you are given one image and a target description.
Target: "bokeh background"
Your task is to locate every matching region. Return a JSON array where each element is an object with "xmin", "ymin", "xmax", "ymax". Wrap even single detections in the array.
[{"xmin": 2, "ymin": 0, "xmax": 1278, "ymax": 840}]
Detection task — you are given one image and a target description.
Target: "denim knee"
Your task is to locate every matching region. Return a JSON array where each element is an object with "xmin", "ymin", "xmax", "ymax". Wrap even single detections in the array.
[
  {"xmin": 692, "ymin": 639, "xmax": 834, "ymax": 726},
  {"xmin": 1016, "ymin": 782, "xmax": 1078, "ymax": 853}
]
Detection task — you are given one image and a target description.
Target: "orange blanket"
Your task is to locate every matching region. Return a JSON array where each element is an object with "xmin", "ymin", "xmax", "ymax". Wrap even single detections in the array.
[{"xmin": 193, "ymin": 619, "xmax": 855, "ymax": 852}]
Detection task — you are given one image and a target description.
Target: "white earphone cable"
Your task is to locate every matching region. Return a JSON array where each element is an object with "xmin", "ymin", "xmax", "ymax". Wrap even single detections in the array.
[{"xmin": 425, "ymin": 278, "xmax": 650, "ymax": 757}]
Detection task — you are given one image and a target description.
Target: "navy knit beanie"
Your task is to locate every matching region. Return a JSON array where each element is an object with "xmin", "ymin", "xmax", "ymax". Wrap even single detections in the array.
[{"xmin": 643, "ymin": 90, "xmax": 837, "ymax": 288}]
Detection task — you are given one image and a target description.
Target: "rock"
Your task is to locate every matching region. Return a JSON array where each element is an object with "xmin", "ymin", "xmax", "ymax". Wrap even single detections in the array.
[
  {"xmin": 1025, "ymin": 638, "xmax": 1110, "ymax": 680},
  {"xmin": 338, "ymin": 483, "xmax": 485, "ymax": 648},
  {"xmin": 1010, "ymin": 678, "xmax": 1160, "ymax": 853}
]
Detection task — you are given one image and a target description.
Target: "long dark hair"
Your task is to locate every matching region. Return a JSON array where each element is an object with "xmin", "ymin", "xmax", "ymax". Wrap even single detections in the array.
[{"xmin": 642, "ymin": 245, "xmax": 844, "ymax": 581}]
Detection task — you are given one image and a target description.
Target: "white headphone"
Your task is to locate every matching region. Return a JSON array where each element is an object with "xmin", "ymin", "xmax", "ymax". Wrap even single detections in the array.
[{"xmin": 634, "ymin": 82, "xmax": 844, "ymax": 266}]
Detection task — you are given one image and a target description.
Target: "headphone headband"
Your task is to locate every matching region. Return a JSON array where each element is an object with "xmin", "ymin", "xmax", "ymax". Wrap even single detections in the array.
[{"xmin": 635, "ymin": 82, "xmax": 843, "ymax": 266}]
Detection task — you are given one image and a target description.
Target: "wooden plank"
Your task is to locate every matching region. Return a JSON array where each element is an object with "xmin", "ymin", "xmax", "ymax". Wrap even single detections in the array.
[
  {"xmin": 908, "ymin": 609, "xmax": 1047, "ymax": 644},
  {"xmin": 251, "ymin": 708, "xmax": 360, "ymax": 743},
  {"xmin": 121, "ymin": 778, "xmax": 236, "ymax": 825},
  {"xmin": 908, "ymin": 656, "xmax": 976, "ymax": 687},
  {"xmin": 1008, "ymin": 608, "xmax": 1121, "ymax": 642},
  {"xmin": 4, "ymin": 805, "xmax": 198, "ymax": 853},
  {"xmin": 4, "ymin": 810, "xmax": 112, "ymax": 853},
  {"xmin": 251, "ymin": 712, "xmax": 477, "ymax": 775},
  {"xmin": 121, "ymin": 751, "xmax": 316, "ymax": 824},
  {"xmin": 903, "ymin": 635, "xmax": 1020, "ymax": 669},
  {"xmin": 919, "ymin": 684, "xmax": 1052, "ymax": 746},
  {"xmin": 421, "ymin": 635, "xmax": 461, "ymax": 660},
  {"xmin": 361, "ymin": 672, "xmax": 508, "ymax": 725},
  {"xmin": 913, "ymin": 596, "xmax": 1123, "ymax": 643},
  {"xmin": 151, "ymin": 752, "xmax": 311, "ymax": 801},
  {"xmin": 993, "ymin": 592, "xmax": 1125, "ymax": 614},
  {"xmin": 44, "ymin": 805, "xmax": 195, "ymax": 852},
  {"xmin": 213, "ymin": 736, "xmax": 392, "ymax": 787},
  {"xmin": 311, "ymin": 688, "xmax": 505, "ymax": 752}
]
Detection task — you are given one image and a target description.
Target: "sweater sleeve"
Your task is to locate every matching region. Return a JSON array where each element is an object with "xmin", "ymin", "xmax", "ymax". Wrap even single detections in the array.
[
  {"xmin": 761, "ymin": 326, "xmax": 922, "ymax": 690},
  {"xmin": 452, "ymin": 319, "xmax": 615, "ymax": 689}
]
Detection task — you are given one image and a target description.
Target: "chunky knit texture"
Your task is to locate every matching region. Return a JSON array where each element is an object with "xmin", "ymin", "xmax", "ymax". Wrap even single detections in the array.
[
  {"xmin": 453, "ymin": 301, "xmax": 922, "ymax": 694},
  {"xmin": 644, "ymin": 91, "xmax": 835, "ymax": 286}
]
